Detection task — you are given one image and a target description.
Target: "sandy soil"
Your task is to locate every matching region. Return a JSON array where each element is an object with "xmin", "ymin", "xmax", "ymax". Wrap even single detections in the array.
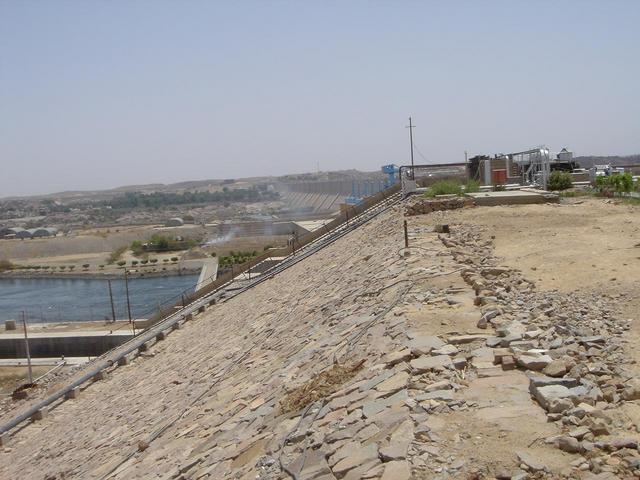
[
  {"xmin": 440, "ymin": 197, "xmax": 640, "ymax": 360},
  {"xmin": 0, "ymin": 366, "xmax": 51, "ymax": 394}
]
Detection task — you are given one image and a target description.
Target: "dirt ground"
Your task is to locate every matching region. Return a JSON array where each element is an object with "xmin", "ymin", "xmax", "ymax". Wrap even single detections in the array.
[
  {"xmin": 440, "ymin": 197, "xmax": 640, "ymax": 359},
  {"xmin": 0, "ymin": 366, "xmax": 51, "ymax": 394},
  {"xmin": 375, "ymin": 196, "xmax": 640, "ymax": 477}
]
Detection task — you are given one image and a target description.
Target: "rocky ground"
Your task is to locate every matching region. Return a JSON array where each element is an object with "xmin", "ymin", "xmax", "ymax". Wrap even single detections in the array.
[{"xmin": 0, "ymin": 196, "xmax": 638, "ymax": 479}]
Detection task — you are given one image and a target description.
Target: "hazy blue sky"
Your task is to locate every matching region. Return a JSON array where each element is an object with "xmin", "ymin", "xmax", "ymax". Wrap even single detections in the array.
[{"xmin": 1, "ymin": 1, "xmax": 639, "ymax": 197}]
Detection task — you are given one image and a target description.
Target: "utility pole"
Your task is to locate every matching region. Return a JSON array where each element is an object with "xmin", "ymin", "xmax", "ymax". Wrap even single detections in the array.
[
  {"xmin": 108, "ymin": 280, "xmax": 116, "ymax": 322},
  {"xmin": 123, "ymin": 268, "xmax": 134, "ymax": 335},
  {"xmin": 406, "ymin": 117, "xmax": 415, "ymax": 179},
  {"xmin": 21, "ymin": 311, "xmax": 33, "ymax": 384}
]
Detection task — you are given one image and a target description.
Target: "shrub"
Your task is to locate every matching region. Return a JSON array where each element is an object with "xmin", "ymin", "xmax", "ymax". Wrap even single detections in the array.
[
  {"xmin": 548, "ymin": 171, "xmax": 573, "ymax": 191},
  {"xmin": 170, "ymin": 257, "xmax": 179, "ymax": 262},
  {"xmin": 0, "ymin": 260, "xmax": 15, "ymax": 272},
  {"xmin": 131, "ymin": 260, "xmax": 139, "ymax": 266},
  {"xmin": 117, "ymin": 261, "xmax": 126, "ymax": 267},
  {"xmin": 425, "ymin": 180, "xmax": 462, "ymax": 198},
  {"xmin": 163, "ymin": 258, "xmax": 169, "ymax": 263},
  {"xmin": 463, "ymin": 179, "xmax": 481, "ymax": 193},
  {"xmin": 108, "ymin": 246, "xmax": 127, "ymax": 264},
  {"xmin": 99, "ymin": 265, "xmax": 105, "ymax": 269},
  {"xmin": 82, "ymin": 264, "xmax": 90, "ymax": 269},
  {"xmin": 596, "ymin": 173, "xmax": 634, "ymax": 194},
  {"xmin": 131, "ymin": 240, "xmax": 144, "ymax": 255},
  {"xmin": 68, "ymin": 265, "xmax": 75, "ymax": 271},
  {"xmin": 140, "ymin": 259, "xmax": 148, "ymax": 265},
  {"xmin": 612, "ymin": 173, "xmax": 634, "ymax": 193},
  {"xmin": 59, "ymin": 265, "xmax": 67, "ymax": 270},
  {"xmin": 150, "ymin": 258, "xmax": 158, "ymax": 264}
]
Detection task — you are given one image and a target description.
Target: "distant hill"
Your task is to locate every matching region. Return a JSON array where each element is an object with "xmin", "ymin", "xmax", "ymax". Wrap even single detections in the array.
[
  {"xmin": 575, "ymin": 155, "xmax": 640, "ymax": 167},
  {"xmin": 1, "ymin": 169, "xmax": 383, "ymax": 202}
]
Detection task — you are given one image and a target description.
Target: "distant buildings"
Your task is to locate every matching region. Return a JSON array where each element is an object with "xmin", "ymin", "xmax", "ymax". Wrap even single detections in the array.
[{"xmin": 0, "ymin": 226, "xmax": 58, "ymax": 239}]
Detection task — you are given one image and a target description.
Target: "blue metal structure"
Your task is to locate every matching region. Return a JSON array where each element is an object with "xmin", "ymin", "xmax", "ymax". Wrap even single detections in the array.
[
  {"xmin": 381, "ymin": 164, "xmax": 399, "ymax": 187},
  {"xmin": 345, "ymin": 165, "xmax": 398, "ymax": 205}
]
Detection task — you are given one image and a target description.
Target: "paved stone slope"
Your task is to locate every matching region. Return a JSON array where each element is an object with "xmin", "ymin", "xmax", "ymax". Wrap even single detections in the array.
[
  {"xmin": 1, "ymin": 201, "xmax": 639, "ymax": 480},
  {"xmin": 0, "ymin": 205, "xmax": 421, "ymax": 479}
]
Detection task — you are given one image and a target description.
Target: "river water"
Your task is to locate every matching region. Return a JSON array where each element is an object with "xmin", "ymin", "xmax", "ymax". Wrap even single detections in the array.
[{"xmin": 0, "ymin": 275, "xmax": 198, "ymax": 323}]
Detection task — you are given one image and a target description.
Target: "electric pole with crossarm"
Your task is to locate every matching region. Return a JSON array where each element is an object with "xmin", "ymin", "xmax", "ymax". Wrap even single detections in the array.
[{"xmin": 406, "ymin": 116, "xmax": 415, "ymax": 179}]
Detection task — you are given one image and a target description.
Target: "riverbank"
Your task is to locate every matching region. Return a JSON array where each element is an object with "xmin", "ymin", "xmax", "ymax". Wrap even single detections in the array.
[{"xmin": 0, "ymin": 267, "xmax": 201, "ymax": 280}]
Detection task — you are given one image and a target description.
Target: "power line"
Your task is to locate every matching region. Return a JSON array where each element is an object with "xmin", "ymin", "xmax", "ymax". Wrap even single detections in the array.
[{"xmin": 412, "ymin": 142, "xmax": 430, "ymax": 163}]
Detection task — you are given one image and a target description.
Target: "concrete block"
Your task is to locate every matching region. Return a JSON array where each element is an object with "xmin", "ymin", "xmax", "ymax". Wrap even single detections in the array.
[
  {"xmin": 197, "ymin": 305, "xmax": 206, "ymax": 314},
  {"xmin": 172, "ymin": 322, "xmax": 182, "ymax": 330},
  {"xmin": 93, "ymin": 371, "xmax": 108, "ymax": 381},
  {"xmin": 184, "ymin": 313, "xmax": 193, "ymax": 321},
  {"xmin": 4, "ymin": 320, "xmax": 16, "ymax": 331},
  {"xmin": 117, "ymin": 357, "xmax": 130, "ymax": 366},
  {"xmin": 31, "ymin": 409, "xmax": 48, "ymax": 421},
  {"xmin": 0, "ymin": 432, "xmax": 9, "ymax": 446},
  {"xmin": 208, "ymin": 299, "xmax": 216, "ymax": 306},
  {"xmin": 156, "ymin": 331, "xmax": 167, "ymax": 341},
  {"xmin": 64, "ymin": 387, "xmax": 80, "ymax": 400},
  {"xmin": 138, "ymin": 342, "xmax": 149, "ymax": 352}
]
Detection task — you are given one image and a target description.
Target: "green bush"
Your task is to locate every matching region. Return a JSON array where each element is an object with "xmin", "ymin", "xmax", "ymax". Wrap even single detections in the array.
[
  {"xmin": 116, "ymin": 260, "xmax": 126, "ymax": 267},
  {"xmin": 596, "ymin": 173, "xmax": 634, "ymax": 194},
  {"xmin": 131, "ymin": 240, "xmax": 144, "ymax": 255},
  {"xmin": 548, "ymin": 171, "xmax": 573, "ymax": 191},
  {"xmin": 140, "ymin": 259, "xmax": 149, "ymax": 265},
  {"xmin": 425, "ymin": 180, "xmax": 462, "ymax": 198},
  {"xmin": 131, "ymin": 260, "xmax": 139, "ymax": 266},
  {"xmin": 68, "ymin": 265, "xmax": 75, "ymax": 271},
  {"xmin": 463, "ymin": 179, "xmax": 481, "ymax": 193},
  {"xmin": 82, "ymin": 264, "xmax": 90, "ymax": 269},
  {"xmin": 170, "ymin": 257, "xmax": 179, "ymax": 262},
  {"xmin": 150, "ymin": 258, "xmax": 158, "ymax": 264}
]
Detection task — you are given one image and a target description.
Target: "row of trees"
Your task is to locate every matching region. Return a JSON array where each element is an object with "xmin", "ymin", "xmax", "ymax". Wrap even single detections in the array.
[{"xmin": 116, "ymin": 257, "xmax": 179, "ymax": 267}]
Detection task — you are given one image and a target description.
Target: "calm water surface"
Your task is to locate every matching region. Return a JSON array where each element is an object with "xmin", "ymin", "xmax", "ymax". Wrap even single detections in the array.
[{"xmin": 0, "ymin": 275, "xmax": 198, "ymax": 323}]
